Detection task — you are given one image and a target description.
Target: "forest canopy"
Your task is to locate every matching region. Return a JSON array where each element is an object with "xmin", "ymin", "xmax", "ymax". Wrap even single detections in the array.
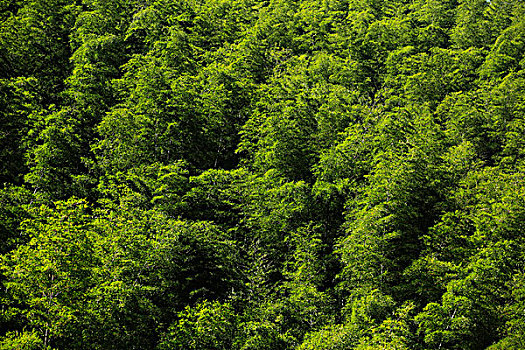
[{"xmin": 1, "ymin": 0, "xmax": 525, "ymax": 349}]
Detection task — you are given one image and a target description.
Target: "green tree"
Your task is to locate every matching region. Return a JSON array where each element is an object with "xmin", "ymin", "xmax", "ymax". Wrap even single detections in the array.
[
  {"xmin": 157, "ymin": 301, "xmax": 237, "ymax": 350},
  {"xmin": 1, "ymin": 198, "xmax": 98, "ymax": 349},
  {"xmin": 0, "ymin": 78, "xmax": 39, "ymax": 184}
]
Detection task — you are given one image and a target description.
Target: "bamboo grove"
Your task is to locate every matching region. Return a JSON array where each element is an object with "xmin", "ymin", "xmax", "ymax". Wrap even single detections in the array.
[{"xmin": 1, "ymin": 0, "xmax": 525, "ymax": 348}]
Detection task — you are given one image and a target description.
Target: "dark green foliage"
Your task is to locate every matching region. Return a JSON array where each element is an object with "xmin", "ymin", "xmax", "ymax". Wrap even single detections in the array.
[{"xmin": 1, "ymin": 0, "xmax": 525, "ymax": 348}]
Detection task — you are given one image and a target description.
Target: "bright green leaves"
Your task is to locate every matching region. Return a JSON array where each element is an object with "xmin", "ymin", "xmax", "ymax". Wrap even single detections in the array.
[
  {"xmin": 416, "ymin": 295, "xmax": 475, "ymax": 349},
  {"xmin": 298, "ymin": 323, "xmax": 357, "ymax": 350},
  {"xmin": 451, "ymin": 0, "xmax": 492, "ymax": 49},
  {"xmin": 415, "ymin": 167, "xmax": 525, "ymax": 348},
  {"xmin": 0, "ymin": 331, "xmax": 43, "ymax": 350},
  {"xmin": 386, "ymin": 47, "xmax": 485, "ymax": 108},
  {"xmin": 239, "ymin": 53, "xmax": 362, "ymax": 180},
  {"xmin": 96, "ymin": 6, "xmax": 253, "ymax": 173},
  {"xmin": 452, "ymin": 0, "xmax": 519, "ymax": 49},
  {"xmin": 0, "ymin": 185, "xmax": 33, "ymax": 254},
  {"xmin": 336, "ymin": 105, "xmax": 450, "ymax": 300},
  {"xmin": 2, "ymin": 199, "xmax": 97, "ymax": 349},
  {"xmin": 438, "ymin": 72, "xmax": 525, "ymax": 167},
  {"xmin": 416, "ymin": 242, "xmax": 514, "ymax": 349},
  {"xmin": 280, "ymin": 224, "xmax": 335, "ymax": 339},
  {"xmin": 1, "ymin": 197, "xmax": 240, "ymax": 349},
  {"xmin": 479, "ymin": 21, "xmax": 525, "ymax": 80},
  {"xmin": 0, "ymin": 0, "xmax": 79, "ymax": 102},
  {"xmin": 490, "ymin": 271, "xmax": 525, "ymax": 349},
  {"xmin": 158, "ymin": 301, "xmax": 237, "ymax": 350},
  {"xmin": 96, "ymin": 161, "xmax": 189, "ymax": 216},
  {"xmin": 85, "ymin": 213, "xmax": 239, "ymax": 349},
  {"xmin": 24, "ymin": 107, "xmax": 90, "ymax": 200},
  {"xmin": 2, "ymin": 0, "xmax": 525, "ymax": 348}
]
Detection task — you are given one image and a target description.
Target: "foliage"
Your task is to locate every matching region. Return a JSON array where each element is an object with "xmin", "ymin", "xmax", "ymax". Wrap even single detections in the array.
[{"xmin": 1, "ymin": 0, "xmax": 525, "ymax": 348}]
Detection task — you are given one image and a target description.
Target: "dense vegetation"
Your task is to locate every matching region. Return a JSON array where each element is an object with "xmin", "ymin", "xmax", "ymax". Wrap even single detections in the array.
[{"xmin": 1, "ymin": 0, "xmax": 525, "ymax": 348}]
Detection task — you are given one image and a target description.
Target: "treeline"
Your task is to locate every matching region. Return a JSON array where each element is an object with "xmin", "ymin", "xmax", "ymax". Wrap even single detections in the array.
[{"xmin": 1, "ymin": 0, "xmax": 525, "ymax": 348}]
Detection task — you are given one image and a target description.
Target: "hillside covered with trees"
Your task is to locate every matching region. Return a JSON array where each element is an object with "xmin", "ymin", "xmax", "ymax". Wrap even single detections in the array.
[{"xmin": 1, "ymin": 0, "xmax": 525, "ymax": 348}]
